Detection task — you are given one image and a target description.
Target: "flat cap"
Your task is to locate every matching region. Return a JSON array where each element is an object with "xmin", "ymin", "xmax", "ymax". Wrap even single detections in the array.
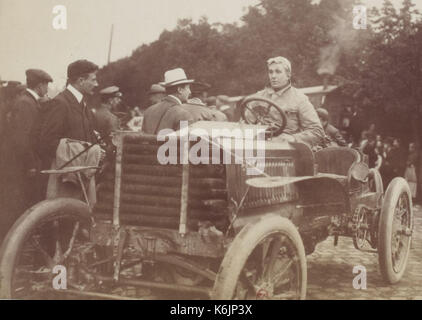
[
  {"xmin": 149, "ymin": 84, "xmax": 166, "ymax": 94},
  {"xmin": 67, "ymin": 59, "xmax": 99, "ymax": 80},
  {"xmin": 100, "ymin": 86, "xmax": 122, "ymax": 97},
  {"xmin": 26, "ymin": 69, "xmax": 53, "ymax": 85}
]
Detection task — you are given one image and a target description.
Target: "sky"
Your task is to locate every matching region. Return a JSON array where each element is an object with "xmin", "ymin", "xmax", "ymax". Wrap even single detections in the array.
[
  {"xmin": 0, "ymin": 0, "xmax": 260, "ymax": 88},
  {"xmin": 0, "ymin": 0, "xmax": 421, "ymax": 89}
]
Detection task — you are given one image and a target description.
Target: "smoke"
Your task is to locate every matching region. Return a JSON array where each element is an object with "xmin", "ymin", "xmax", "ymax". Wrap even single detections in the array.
[
  {"xmin": 317, "ymin": 42, "xmax": 341, "ymax": 75},
  {"xmin": 317, "ymin": 8, "xmax": 359, "ymax": 76}
]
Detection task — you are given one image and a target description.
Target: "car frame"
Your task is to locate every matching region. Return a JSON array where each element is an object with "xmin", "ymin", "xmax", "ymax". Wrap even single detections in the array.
[{"xmin": 0, "ymin": 96, "xmax": 413, "ymax": 300}]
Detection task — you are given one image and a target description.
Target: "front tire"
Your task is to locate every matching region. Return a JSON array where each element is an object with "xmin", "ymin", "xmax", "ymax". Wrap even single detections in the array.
[
  {"xmin": 378, "ymin": 178, "xmax": 413, "ymax": 284},
  {"xmin": 0, "ymin": 199, "xmax": 91, "ymax": 299},
  {"xmin": 212, "ymin": 215, "xmax": 307, "ymax": 300}
]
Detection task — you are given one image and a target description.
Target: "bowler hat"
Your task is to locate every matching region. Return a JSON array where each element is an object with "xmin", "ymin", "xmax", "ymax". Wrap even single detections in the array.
[
  {"xmin": 162, "ymin": 68, "xmax": 194, "ymax": 88},
  {"xmin": 67, "ymin": 59, "xmax": 99, "ymax": 80}
]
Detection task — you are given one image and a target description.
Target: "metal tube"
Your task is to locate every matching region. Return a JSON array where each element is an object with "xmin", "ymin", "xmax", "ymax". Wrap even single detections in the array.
[
  {"xmin": 77, "ymin": 172, "xmax": 90, "ymax": 208},
  {"xmin": 95, "ymin": 275, "xmax": 211, "ymax": 296},
  {"xmin": 107, "ymin": 24, "xmax": 114, "ymax": 64},
  {"xmin": 179, "ymin": 139, "xmax": 189, "ymax": 235},
  {"xmin": 113, "ymin": 135, "xmax": 123, "ymax": 227}
]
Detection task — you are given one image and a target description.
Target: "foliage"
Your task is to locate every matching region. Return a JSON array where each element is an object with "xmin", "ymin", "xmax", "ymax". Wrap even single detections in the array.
[
  {"xmin": 98, "ymin": 0, "xmax": 422, "ymax": 144},
  {"xmin": 348, "ymin": 0, "xmax": 422, "ymax": 141},
  {"xmin": 98, "ymin": 0, "xmax": 359, "ymax": 108}
]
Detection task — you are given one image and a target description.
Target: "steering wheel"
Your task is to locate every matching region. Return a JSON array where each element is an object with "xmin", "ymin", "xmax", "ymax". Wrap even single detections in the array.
[{"xmin": 239, "ymin": 95, "xmax": 287, "ymax": 137}]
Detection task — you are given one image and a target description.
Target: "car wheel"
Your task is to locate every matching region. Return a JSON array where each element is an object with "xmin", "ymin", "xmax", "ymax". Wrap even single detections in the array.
[
  {"xmin": 0, "ymin": 199, "xmax": 91, "ymax": 299},
  {"xmin": 378, "ymin": 177, "xmax": 413, "ymax": 284},
  {"xmin": 212, "ymin": 215, "xmax": 306, "ymax": 300}
]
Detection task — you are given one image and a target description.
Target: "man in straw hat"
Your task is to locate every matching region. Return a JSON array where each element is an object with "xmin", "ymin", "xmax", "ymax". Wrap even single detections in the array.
[
  {"xmin": 253, "ymin": 56, "xmax": 324, "ymax": 146},
  {"xmin": 142, "ymin": 68, "xmax": 193, "ymax": 134}
]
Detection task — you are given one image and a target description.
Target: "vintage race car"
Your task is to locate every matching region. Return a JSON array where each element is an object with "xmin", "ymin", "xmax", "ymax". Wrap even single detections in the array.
[{"xmin": 0, "ymin": 97, "xmax": 413, "ymax": 300}]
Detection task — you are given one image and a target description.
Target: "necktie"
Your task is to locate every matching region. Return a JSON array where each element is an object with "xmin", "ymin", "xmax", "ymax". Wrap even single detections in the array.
[{"xmin": 80, "ymin": 98, "xmax": 86, "ymax": 108}]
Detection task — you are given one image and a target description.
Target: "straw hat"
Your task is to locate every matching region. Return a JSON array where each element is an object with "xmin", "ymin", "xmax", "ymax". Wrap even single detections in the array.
[{"xmin": 161, "ymin": 68, "xmax": 194, "ymax": 87}]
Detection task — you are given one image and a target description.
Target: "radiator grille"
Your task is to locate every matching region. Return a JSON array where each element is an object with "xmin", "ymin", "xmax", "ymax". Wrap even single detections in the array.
[{"xmin": 94, "ymin": 134, "xmax": 229, "ymax": 230}]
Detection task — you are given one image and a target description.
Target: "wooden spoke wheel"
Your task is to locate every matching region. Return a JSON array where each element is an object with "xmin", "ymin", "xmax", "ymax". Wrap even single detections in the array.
[
  {"xmin": 212, "ymin": 216, "xmax": 306, "ymax": 300},
  {"xmin": 378, "ymin": 178, "xmax": 413, "ymax": 284},
  {"xmin": 0, "ymin": 199, "xmax": 94, "ymax": 299}
]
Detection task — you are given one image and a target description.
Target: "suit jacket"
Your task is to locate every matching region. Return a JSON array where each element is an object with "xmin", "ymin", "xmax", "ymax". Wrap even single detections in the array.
[
  {"xmin": 0, "ymin": 90, "xmax": 44, "ymax": 225},
  {"xmin": 142, "ymin": 96, "xmax": 190, "ymax": 134},
  {"xmin": 256, "ymin": 86, "xmax": 324, "ymax": 146},
  {"xmin": 39, "ymin": 89, "xmax": 97, "ymax": 165},
  {"xmin": 7, "ymin": 90, "xmax": 42, "ymax": 170},
  {"xmin": 179, "ymin": 103, "xmax": 228, "ymax": 122}
]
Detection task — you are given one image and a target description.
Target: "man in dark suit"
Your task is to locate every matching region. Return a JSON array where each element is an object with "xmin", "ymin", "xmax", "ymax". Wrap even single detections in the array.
[
  {"xmin": 142, "ymin": 68, "xmax": 193, "ymax": 134},
  {"xmin": 37, "ymin": 59, "xmax": 100, "ymax": 205},
  {"xmin": 0, "ymin": 69, "xmax": 52, "ymax": 241},
  {"xmin": 39, "ymin": 59, "xmax": 99, "ymax": 167}
]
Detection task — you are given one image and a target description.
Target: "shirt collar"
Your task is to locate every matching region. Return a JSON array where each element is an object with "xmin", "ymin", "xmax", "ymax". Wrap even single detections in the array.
[
  {"xmin": 26, "ymin": 88, "xmax": 40, "ymax": 101},
  {"xmin": 67, "ymin": 84, "xmax": 84, "ymax": 103},
  {"xmin": 167, "ymin": 95, "xmax": 182, "ymax": 105},
  {"xmin": 266, "ymin": 83, "xmax": 292, "ymax": 96}
]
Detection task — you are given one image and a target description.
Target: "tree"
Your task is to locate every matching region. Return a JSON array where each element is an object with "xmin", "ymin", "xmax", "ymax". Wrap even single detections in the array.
[
  {"xmin": 351, "ymin": 0, "xmax": 422, "ymax": 142},
  {"xmin": 97, "ymin": 0, "xmax": 346, "ymax": 106}
]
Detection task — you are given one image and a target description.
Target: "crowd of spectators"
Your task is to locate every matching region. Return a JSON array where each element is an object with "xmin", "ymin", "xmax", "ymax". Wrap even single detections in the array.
[
  {"xmin": 337, "ymin": 106, "xmax": 419, "ymax": 200},
  {"xmin": 1, "ymin": 79, "xmax": 420, "ymax": 207}
]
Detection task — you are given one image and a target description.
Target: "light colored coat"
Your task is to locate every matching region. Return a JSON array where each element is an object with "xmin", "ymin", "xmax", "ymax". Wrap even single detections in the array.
[{"xmin": 255, "ymin": 85, "xmax": 324, "ymax": 146}]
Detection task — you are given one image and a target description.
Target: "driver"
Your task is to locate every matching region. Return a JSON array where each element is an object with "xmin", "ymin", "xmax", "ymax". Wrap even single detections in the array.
[{"xmin": 254, "ymin": 56, "xmax": 324, "ymax": 147}]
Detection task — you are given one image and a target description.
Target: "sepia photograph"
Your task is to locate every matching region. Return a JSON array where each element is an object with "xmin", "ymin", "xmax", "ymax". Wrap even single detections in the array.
[{"xmin": 0, "ymin": 0, "xmax": 421, "ymax": 303}]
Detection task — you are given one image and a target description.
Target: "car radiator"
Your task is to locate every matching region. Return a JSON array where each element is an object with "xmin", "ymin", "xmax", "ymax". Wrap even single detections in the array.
[{"xmin": 93, "ymin": 133, "xmax": 229, "ymax": 231}]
